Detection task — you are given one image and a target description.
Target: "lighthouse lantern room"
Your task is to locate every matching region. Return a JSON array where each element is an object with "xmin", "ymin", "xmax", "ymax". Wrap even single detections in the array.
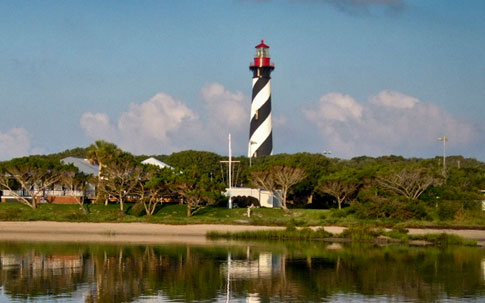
[{"xmin": 252, "ymin": 40, "xmax": 272, "ymax": 67}]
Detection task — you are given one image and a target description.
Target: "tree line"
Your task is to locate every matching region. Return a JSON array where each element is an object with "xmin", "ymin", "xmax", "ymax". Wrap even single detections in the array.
[{"xmin": 0, "ymin": 140, "xmax": 484, "ymax": 219}]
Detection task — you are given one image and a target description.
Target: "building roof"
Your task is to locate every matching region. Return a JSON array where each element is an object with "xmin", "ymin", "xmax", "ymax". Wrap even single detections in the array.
[
  {"xmin": 61, "ymin": 157, "xmax": 99, "ymax": 176},
  {"xmin": 141, "ymin": 157, "xmax": 173, "ymax": 169}
]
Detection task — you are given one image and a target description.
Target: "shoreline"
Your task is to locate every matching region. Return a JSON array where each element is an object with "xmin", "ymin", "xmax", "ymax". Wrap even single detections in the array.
[{"xmin": 0, "ymin": 221, "xmax": 483, "ymax": 246}]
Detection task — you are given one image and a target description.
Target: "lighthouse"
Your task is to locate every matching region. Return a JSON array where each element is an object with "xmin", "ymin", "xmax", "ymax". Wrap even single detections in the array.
[{"xmin": 248, "ymin": 40, "xmax": 275, "ymax": 158}]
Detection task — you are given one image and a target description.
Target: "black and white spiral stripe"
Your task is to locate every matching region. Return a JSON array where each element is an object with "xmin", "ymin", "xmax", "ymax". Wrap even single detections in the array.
[{"xmin": 248, "ymin": 76, "xmax": 272, "ymax": 157}]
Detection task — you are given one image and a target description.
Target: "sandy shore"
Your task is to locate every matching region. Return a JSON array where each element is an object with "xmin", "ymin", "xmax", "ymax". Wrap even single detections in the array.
[
  {"xmin": 0, "ymin": 222, "xmax": 483, "ymax": 246},
  {"xmin": 0, "ymin": 221, "xmax": 284, "ymax": 245}
]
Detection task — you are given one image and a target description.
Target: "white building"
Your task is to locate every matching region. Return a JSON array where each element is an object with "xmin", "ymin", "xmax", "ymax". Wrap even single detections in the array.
[{"xmin": 224, "ymin": 187, "xmax": 281, "ymax": 208}]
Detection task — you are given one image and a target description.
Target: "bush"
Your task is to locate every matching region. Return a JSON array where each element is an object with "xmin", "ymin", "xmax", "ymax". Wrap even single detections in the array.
[
  {"xmin": 285, "ymin": 220, "xmax": 296, "ymax": 231},
  {"xmin": 403, "ymin": 201, "xmax": 430, "ymax": 220},
  {"xmin": 330, "ymin": 207, "xmax": 353, "ymax": 218},
  {"xmin": 340, "ymin": 224, "xmax": 383, "ymax": 240},
  {"xmin": 438, "ymin": 201, "xmax": 463, "ymax": 221},
  {"xmin": 352, "ymin": 198, "xmax": 430, "ymax": 221},
  {"xmin": 128, "ymin": 202, "xmax": 146, "ymax": 217}
]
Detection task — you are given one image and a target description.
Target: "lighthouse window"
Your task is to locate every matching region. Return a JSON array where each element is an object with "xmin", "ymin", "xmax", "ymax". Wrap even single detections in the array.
[
  {"xmin": 255, "ymin": 48, "xmax": 270, "ymax": 58},
  {"xmin": 255, "ymin": 110, "xmax": 259, "ymax": 120}
]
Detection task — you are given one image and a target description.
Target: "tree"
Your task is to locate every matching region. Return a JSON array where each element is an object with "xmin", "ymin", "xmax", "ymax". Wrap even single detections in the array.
[
  {"xmin": 86, "ymin": 140, "xmax": 122, "ymax": 203},
  {"xmin": 175, "ymin": 167, "xmax": 222, "ymax": 217},
  {"xmin": 135, "ymin": 166, "xmax": 175, "ymax": 216},
  {"xmin": 59, "ymin": 165, "xmax": 92, "ymax": 213},
  {"xmin": 317, "ymin": 168, "xmax": 362, "ymax": 210},
  {"xmin": 0, "ymin": 157, "xmax": 63, "ymax": 209},
  {"xmin": 166, "ymin": 150, "xmax": 223, "ymax": 179},
  {"xmin": 318, "ymin": 180, "xmax": 359, "ymax": 210},
  {"xmin": 251, "ymin": 165, "xmax": 307, "ymax": 211},
  {"xmin": 376, "ymin": 167, "xmax": 443, "ymax": 200},
  {"xmin": 101, "ymin": 153, "xmax": 142, "ymax": 211}
]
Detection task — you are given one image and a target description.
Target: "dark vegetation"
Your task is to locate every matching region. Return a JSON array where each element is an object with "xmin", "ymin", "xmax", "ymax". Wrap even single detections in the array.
[{"xmin": 0, "ymin": 140, "xmax": 484, "ymax": 226}]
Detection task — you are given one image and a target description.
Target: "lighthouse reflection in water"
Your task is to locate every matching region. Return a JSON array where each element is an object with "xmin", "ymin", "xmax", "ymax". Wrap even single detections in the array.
[{"xmin": 0, "ymin": 241, "xmax": 484, "ymax": 302}]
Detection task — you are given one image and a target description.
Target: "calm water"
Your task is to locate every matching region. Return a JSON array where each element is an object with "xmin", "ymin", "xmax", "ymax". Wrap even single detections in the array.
[{"xmin": 0, "ymin": 240, "xmax": 484, "ymax": 303}]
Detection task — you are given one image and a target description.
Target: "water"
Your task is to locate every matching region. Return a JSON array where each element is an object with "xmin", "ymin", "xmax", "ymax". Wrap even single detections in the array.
[{"xmin": 0, "ymin": 240, "xmax": 484, "ymax": 302}]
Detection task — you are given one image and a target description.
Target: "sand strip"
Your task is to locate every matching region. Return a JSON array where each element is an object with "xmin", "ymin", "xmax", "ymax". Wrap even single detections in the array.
[
  {"xmin": 0, "ymin": 222, "xmax": 483, "ymax": 246},
  {"xmin": 0, "ymin": 221, "xmax": 283, "ymax": 244}
]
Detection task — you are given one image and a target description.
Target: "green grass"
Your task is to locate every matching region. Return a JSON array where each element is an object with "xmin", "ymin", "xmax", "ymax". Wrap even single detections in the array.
[
  {"xmin": 207, "ymin": 225, "xmax": 332, "ymax": 241},
  {"xmin": 0, "ymin": 201, "xmax": 482, "ymax": 240},
  {"xmin": 0, "ymin": 202, "xmax": 329, "ymax": 226}
]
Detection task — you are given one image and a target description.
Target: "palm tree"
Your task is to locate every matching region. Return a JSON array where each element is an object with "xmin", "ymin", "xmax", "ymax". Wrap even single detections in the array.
[{"xmin": 86, "ymin": 140, "xmax": 121, "ymax": 204}]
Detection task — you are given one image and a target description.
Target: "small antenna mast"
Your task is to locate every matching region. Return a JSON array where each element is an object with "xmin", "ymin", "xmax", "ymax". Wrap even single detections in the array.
[{"xmin": 220, "ymin": 133, "xmax": 240, "ymax": 209}]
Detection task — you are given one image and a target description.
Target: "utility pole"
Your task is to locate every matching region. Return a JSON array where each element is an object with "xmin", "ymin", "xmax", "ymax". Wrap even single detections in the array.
[{"xmin": 438, "ymin": 136, "xmax": 448, "ymax": 171}]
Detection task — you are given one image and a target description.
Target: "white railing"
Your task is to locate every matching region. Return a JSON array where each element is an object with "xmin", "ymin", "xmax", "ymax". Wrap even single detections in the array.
[{"xmin": 1, "ymin": 189, "xmax": 95, "ymax": 197}]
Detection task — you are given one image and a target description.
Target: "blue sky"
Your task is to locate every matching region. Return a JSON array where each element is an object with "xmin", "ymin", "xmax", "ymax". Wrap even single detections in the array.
[{"xmin": 0, "ymin": 0, "xmax": 484, "ymax": 160}]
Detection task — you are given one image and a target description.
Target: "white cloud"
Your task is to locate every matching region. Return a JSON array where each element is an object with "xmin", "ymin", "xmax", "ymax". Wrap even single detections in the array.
[
  {"xmin": 80, "ymin": 113, "xmax": 118, "ymax": 141},
  {"xmin": 201, "ymin": 83, "xmax": 248, "ymax": 130},
  {"xmin": 200, "ymin": 83, "xmax": 249, "ymax": 152},
  {"xmin": 80, "ymin": 83, "xmax": 252, "ymax": 155},
  {"xmin": 303, "ymin": 90, "xmax": 477, "ymax": 158},
  {"xmin": 306, "ymin": 92, "xmax": 363, "ymax": 122},
  {"xmin": 81, "ymin": 93, "xmax": 199, "ymax": 154},
  {"xmin": 370, "ymin": 89, "xmax": 419, "ymax": 109},
  {"xmin": 0, "ymin": 128, "xmax": 33, "ymax": 160},
  {"xmin": 117, "ymin": 93, "xmax": 199, "ymax": 151}
]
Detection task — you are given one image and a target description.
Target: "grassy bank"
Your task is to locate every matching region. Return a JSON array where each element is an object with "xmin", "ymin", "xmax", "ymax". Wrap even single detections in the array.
[
  {"xmin": 0, "ymin": 202, "xmax": 483, "ymax": 230},
  {"xmin": 208, "ymin": 224, "xmax": 478, "ymax": 246},
  {"xmin": 0, "ymin": 202, "xmax": 328, "ymax": 226}
]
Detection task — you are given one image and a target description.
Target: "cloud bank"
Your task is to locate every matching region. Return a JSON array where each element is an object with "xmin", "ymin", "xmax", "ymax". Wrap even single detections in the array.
[
  {"xmin": 80, "ymin": 83, "xmax": 249, "ymax": 155},
  {"xmin": 303, "ymin": 90, "xmax": 477, "ymax": 158},
  {"xmin": 81, "ymin": 85, "xmax": 479, "ymax": 159}
]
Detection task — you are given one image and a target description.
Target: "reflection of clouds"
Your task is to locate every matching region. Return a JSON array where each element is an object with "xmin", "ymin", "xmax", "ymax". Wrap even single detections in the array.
[
  {"xmin": 221, "ymin": 252, "xmax": 280, "ymax": 280},
  {"xmin": 326, "ymin": 243, "xmax": 343, "ymax": 250}
]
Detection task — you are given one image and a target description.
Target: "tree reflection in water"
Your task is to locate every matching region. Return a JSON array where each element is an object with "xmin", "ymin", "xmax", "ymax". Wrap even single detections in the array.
[{"xmin": 0, "ymin": 241, "xmax": 483, "ymax": 302}]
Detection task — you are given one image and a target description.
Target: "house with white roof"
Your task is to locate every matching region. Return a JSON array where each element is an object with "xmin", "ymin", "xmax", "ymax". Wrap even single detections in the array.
[{"xmin": 141, "ymin": 157, "xmax": 173, "ymax": 169}]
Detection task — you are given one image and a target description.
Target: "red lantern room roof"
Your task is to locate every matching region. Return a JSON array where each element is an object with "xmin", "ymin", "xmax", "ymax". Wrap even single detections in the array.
[{"xmin": 255, "ymin": 40, "xmax": 269, "ymax": 49}]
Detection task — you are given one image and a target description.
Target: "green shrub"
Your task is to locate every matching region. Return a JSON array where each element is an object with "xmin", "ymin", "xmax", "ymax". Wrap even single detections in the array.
[
  {"xmin": 330, "ymin": 207, "xmax": 353, "ymax": 218},
  {"xmin": 285, "ymin": 220, "xmax": 297, "ymax": 232},
  {"xmin": 340, "ymin": 224, "xmax": 383, "ymax": 240},
  {"xmin": 352, "ymin": 198, "xmax": 430, "ymax": 221},
  {"xmin": 402, "ymin": 201, "xmax": 430, "ymax": 220},
  {"xmin": 128, "ymin": 202, "xmax": 146, "ymax": 217},
  {"xmin": 437, "ymin": 200, "xmax": 461, "ymax": 221}
]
